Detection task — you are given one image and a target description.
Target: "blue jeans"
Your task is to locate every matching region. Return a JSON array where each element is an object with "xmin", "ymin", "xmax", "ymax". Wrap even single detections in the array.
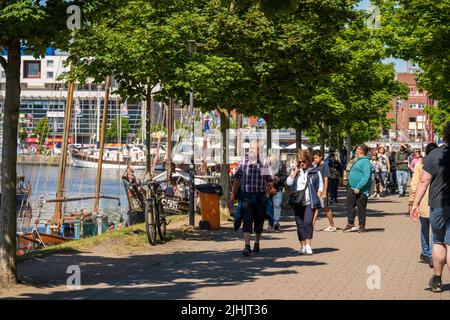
[
  {"xmin": 266, "ymin": 197, "xmax": 275, "ymax": 227},
  {"xmin": 420, "ymin": 217, "xmax": 433, "ymax": 258},
  {"xmin": 430, "ymin": 207, "xmax": 450, "ymax": 245},
  {"xmin": 396, "ymin": 170, "xmax": 409, "ymax": 195},
  {"xmin": 272, "ymin": 191, "xmax": 283, "ymax": 224}
]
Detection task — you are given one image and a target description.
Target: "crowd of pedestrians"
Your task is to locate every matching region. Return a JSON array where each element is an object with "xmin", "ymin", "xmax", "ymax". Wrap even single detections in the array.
[{"xmin": 230, "ymin": 121, "xmax": 449, "ymax": 293}]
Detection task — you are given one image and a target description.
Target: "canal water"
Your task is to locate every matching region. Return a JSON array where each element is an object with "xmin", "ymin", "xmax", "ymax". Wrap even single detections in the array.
[{"xmin": 18, "ymin": 165, "xmax": 150, "ymax": 222}]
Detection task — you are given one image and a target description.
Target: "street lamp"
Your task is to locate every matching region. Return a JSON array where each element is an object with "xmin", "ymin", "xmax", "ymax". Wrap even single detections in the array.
[{"xmin": 185, "ymin": 40, "xmax": 205, "ymax": 226}]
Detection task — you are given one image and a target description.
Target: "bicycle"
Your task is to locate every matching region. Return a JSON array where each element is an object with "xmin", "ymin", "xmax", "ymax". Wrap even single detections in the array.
[{"xmin": 143, "ymin": 180, "xmax": 167, "ymax": 246}]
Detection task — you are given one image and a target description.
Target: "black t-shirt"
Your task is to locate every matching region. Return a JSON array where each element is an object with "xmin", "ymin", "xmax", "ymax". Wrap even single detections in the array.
[
  {"xmin": 422, "ymin": 144, "xmax": 450, "ymax": 208},
  {"xmin": 317, "ymin": 163, "xmax": 331, "ymax": 180}
]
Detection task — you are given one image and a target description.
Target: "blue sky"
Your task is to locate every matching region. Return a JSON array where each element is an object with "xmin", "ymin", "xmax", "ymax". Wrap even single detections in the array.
[{"xmin": 356, "ymin": 0, "xmax": 408, "ymax": 73}]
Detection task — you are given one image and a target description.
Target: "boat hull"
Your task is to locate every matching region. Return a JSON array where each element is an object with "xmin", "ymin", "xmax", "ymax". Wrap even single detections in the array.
[{"xmin": 70, "ymin": 152, "xmax": 147, "ymax": 170}]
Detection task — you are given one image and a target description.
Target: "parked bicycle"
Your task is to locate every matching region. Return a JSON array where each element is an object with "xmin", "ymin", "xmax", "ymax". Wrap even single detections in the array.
[{"xmin": 122, "ymin": 174, "xmax": 189, "ymax": 246}]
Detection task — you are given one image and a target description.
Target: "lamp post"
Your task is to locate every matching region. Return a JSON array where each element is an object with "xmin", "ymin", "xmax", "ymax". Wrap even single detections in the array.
[{"xmin": 186, "ymin": 40, "xmax": 205, "ymax": 226}]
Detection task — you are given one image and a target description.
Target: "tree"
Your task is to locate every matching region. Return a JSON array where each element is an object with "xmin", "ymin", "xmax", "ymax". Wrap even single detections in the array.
[
  {"xmin": 34, "ymin": 117, "xmax": 52, "ymax": 143},
  {"xmin": 377, "ymin": 0, "xmax": 450, "ymax": 136},
  {"xmin": 106, "ymin": 117, "xmax": 130, "ymax": 143},
  {"xmin": 0, "ymin": 0, "xmax": 73, "ymax": 286},
  {"xmin": 303, "ymin": 8, "xmax": 408, "ymax": 153},
  {"xmin": 0, "ymin": 0, "xmax": 110, "ymax": 285}
]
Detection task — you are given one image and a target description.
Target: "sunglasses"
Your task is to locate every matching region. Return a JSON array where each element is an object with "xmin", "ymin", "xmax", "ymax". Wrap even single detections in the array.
[{"xmin": 298, "ymin": 160, "xmax": 306, "ymax": 164}]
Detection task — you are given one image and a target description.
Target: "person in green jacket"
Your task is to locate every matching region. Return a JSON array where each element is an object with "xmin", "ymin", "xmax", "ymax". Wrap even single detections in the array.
[
  {"xmin": 395, "ymin": 143, "xmax": 412, "ymax": 197},
  {"xmin": 343, "ymin": 144, "xmax": 372, "ymax": 233}
]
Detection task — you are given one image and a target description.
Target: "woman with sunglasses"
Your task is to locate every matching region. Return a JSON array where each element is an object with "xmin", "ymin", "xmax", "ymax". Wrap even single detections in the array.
[{"xmin": 286, "ymin": 149, "xmax": 323, "ymax": 255}]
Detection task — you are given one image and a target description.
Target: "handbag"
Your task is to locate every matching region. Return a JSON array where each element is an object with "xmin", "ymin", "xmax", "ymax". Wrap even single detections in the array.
[
  {"xmin": 288, "ymin": 189, "xmax": 306, "ymax": 207},
  {"xmin": 268, "ymin": 182, "xmax": 277, "ymax": 196},
  {"xmin": 288, "ymin": 171, "xmax": 310, "ymax": 207}
]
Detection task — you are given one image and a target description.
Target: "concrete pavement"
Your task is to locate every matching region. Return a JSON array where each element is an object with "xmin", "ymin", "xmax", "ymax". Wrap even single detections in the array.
[{"xmin": 1, "ymin": 191, "xmax": 449, "ymax": 300}]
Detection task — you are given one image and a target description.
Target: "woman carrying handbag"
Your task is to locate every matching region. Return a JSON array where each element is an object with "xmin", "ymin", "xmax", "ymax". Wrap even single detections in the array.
[{"xmin": 286, "ymin": 149, "xmax": 323, "ymax": 255}]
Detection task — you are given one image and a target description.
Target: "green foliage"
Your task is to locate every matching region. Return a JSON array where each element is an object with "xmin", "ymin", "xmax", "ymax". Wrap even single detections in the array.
[
  {"xmin": 34, "ymin": 117, "xmax": 52, "ymax": 142},
  {"xmin": 378, "ymin": 0, "xmax": 450, "ymax": 132},
  {"xmin": 106, "ymin": 116, "xmax": 130, "ymax": 142}
]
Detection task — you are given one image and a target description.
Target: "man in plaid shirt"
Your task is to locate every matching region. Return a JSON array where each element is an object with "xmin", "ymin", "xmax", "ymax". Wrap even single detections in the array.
[{"xmin": 231, "ymin": 141, "xmax": 273, "ymax": 256}]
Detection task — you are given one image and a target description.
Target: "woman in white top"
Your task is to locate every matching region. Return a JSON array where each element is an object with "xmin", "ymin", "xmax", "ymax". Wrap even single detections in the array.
[
  {"xmin": 286, "ymin": 149, "xmax": 323, "ymax": 255},
  {"xmin": 377, "ymin": 146, "xmax": 390, "ymax": 196}
]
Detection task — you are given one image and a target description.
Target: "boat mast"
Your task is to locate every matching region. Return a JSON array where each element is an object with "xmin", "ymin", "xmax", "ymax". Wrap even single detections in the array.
[
  {"xmin": 93, "ymin": 76, "xmax": 111, "ymax": 213},
  {"xmin": 53, "ymin": 73, "xmax": 75, "ymax": 229}
]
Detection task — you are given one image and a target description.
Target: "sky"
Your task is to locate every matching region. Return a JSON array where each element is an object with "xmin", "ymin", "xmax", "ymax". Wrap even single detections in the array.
[{"xmin": 356, "ymin": 0, "xmax": 408, "ymax": 73}]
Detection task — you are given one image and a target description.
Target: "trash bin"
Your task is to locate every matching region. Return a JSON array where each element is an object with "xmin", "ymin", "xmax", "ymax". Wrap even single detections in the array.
[{"xmin": 196, "ymin": 183, "xmax": 223, "ymax": 230}]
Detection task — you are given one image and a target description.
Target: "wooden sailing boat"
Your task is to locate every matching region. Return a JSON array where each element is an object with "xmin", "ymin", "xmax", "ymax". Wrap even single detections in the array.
[{"xmin": 16, "ymin": 74, "xmax": 122, "ymax": 252}]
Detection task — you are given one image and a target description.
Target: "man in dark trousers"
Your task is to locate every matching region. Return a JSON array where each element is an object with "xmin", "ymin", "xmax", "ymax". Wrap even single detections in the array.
[
  {"xmin": 395, "ymin": 143, "xmax": 412, "ymax": 197},
  {"xmin": 231, "ymin": 141, "xmax": 273, "ymax": 256},
  {"xmin": 343, "ymin": 144, "xmax": 372, "ymax": 233},
  {"xmin": 411, "ymin": 122, "xmax": 450, "ymax": 292}
]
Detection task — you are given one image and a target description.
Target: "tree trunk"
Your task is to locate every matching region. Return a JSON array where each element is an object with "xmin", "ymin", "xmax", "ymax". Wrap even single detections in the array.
[
  {"xmin": 218, "ymin": 109, "xmax": 230, "ymax": 215},
  {"xmin": 235, "ymin": 113, "xmax": 243, "ymax": 158},
  {"xmin": 0, "ymin": 38, "xmax": 20, "ymax": 286},
  {"xmin": 320, "ymin": 123, "xmax": 325, "ymax": 156},
  {"xmin": 145, "ymin": 85, "xmax": 152, "ymax": 178},
  {"xmin": 345, "ymin": 131, "xmax": 352, "ymax": 163},
  {"xmin": 166, "ymin": 97, "xmax": 174, "ymax": 183},
  {"xmin": 266, "ymin": 119, "xmax": 272, "ymax": 156},
  {"xmin": 296, "ymin": 126, "xmax": 302, "ymax": 151}
]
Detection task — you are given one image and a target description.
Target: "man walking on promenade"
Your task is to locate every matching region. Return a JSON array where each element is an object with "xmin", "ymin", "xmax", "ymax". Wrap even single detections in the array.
[
  {"xmin": 231, "ymin": 141, "xmax": 273, "ymax": 256},
  {"xmin": 343, "ymin": 144, "xmax": 372, "ymax": 233},
  {"xmin": 411, "ymin": 122, "xmax": 450, "ymax": 292},
  {"xmin": 395, "ymin": 143, "xmax": 412, "ymax": 197},
  {"xmin": 312, "ymin": 150, "xmax": 336, "ymax": 232}
]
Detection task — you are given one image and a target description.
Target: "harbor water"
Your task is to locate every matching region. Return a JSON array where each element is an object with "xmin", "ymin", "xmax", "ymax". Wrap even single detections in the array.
[{"xmin": 17, "ymin": 165, "xmax": 150, "ymax": 224}]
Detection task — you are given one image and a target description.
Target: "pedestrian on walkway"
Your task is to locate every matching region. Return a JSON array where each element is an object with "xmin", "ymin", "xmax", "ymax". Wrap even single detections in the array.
[
  {"xmin": 312, "ymin": 150, "xmax": 336, "ymax": 232},
  {"xmin": 389, "ymin": 150, "xmax": 398, "ymax": 194},
  {"xmin": 409, "ymin": 149, "xmax": 423, "ymax": 172},
  {"xmin": 377, "ymin": 146, "xmax": 390, "ymax": 196},
  {"xmin": 267, "ymin": 152, "xmax": 287, "ymax": 230},
  {"xmin": 231, "ymin": 141, "xmax": 274, "ymax": 256},
  {"xmin": 411, "ymin": 122, "xmax": 450, "ymax": 292},
  {"xmin": 409, "ymin": 142, "xmax": 438, "ymax": 268},
  {"xmin": 395, "ymin": 143, "xmax": 412, "ymax": 197},
  {"xmin": 343, "ymin": 144, "xmax": 372, "ymax": 233},
  {"xmin": 369, "ymin": 153, "xmax": 382, "ymax": 199},
  {"xmin": 328, "ymin": 153, "xmax": 343, "ymax": 203},
  {"xmin": 286, "ymin": 149, "xmax": 323, "ymax": 255}
]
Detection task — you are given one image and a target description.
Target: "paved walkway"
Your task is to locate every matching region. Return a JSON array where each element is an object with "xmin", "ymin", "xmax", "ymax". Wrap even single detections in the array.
[{"xmin": 1, "ymin": 192, "xmax": 449, "ymax": 300}]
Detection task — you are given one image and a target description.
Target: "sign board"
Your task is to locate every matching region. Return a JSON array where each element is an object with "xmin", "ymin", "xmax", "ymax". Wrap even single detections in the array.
[{"xmin": 47, "ymin": 111, "xmax": 65, "ymax": 118}]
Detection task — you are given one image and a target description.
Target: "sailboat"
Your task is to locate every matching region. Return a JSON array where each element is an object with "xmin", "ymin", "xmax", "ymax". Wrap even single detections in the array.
[
  {"xmin": 69, "ymin": 143, "xmax": 148, "ymax": 169},
  {"xmin": 16, "ymin": 74, "xmax": 123, "ymax": 253}
]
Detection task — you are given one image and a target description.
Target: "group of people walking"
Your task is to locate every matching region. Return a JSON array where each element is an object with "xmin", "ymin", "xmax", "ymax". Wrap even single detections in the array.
[{"xmin": 230, "ymin": 122, "xmax": 450, "ymax": 294}]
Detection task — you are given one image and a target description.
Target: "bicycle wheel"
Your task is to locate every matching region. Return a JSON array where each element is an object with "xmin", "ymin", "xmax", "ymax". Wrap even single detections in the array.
[
  {"xmin": 157, "ymin": 202, "xmax": 167, "ymax": 242},
  {"xmin": 145, "ymin": 200, "xmax": 157, "ymax": 246}
]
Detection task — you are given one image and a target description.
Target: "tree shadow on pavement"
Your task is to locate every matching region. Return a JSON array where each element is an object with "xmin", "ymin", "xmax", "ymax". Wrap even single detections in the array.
[{"xmin": 8, "ymin": 247, "xmax": 327, "ymax": 300}]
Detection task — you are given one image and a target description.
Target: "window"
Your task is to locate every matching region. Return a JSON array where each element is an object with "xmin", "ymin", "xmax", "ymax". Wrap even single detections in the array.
[
  {"xmin": 409, "ymin": 103, "xmax": 425, "ymax": 109},
  {"xmin": 409, "ymin": 117, "xmax": 416, "ymax": 123},
  {"xmin": 23, "ymin": 61, "xmax": 41, "ymax": 78},
  {"xmin": 47, "ymin": 72, "xmax": 54, "ymax": 79},
  {"xmin": 0, "ymin": 71, "xmax": 5, "ymax": 78},
  {"xmin": 47, "ymin": 60, "xmax": 54, "ymax": 68}
]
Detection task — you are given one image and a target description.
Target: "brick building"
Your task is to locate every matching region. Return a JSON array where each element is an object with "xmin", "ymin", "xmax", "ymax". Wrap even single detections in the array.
[{"xmin": 386, "ymin": 72, "xmax": 435, "ymax": 144}]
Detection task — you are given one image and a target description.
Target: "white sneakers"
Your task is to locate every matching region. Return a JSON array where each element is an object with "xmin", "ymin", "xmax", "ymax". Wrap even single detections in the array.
[
  {"xmin": 298, "ymin": 246, "xmax": 306, "ymax": 255},
  {"xmin": 323, "ymin": 226, "xmax": 337, "ymax": 232},
  {"xmin": 299, "ymin": 245, "xmax": 313, "ymax": 255}
]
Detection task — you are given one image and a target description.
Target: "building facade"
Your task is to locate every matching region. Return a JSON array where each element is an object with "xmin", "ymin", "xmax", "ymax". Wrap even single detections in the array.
[
  {"xmin": 386, "ymin": 72, "xmax": 435, "ymax": 145},
  {"xmin": 0, "ymin": 50, "xmax": 177, "ymax": 145}
]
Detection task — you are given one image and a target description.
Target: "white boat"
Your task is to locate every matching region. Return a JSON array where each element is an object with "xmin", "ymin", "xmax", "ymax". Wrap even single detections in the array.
[{"xmin": 69, "ymin": 145, "xmax": 148, "ymax": 169}]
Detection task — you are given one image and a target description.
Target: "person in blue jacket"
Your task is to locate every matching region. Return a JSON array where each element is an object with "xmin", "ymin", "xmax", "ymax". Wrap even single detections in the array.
[{"xmin": 343, "ymin": 144, "xmax": 372, "ymax": 233}]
